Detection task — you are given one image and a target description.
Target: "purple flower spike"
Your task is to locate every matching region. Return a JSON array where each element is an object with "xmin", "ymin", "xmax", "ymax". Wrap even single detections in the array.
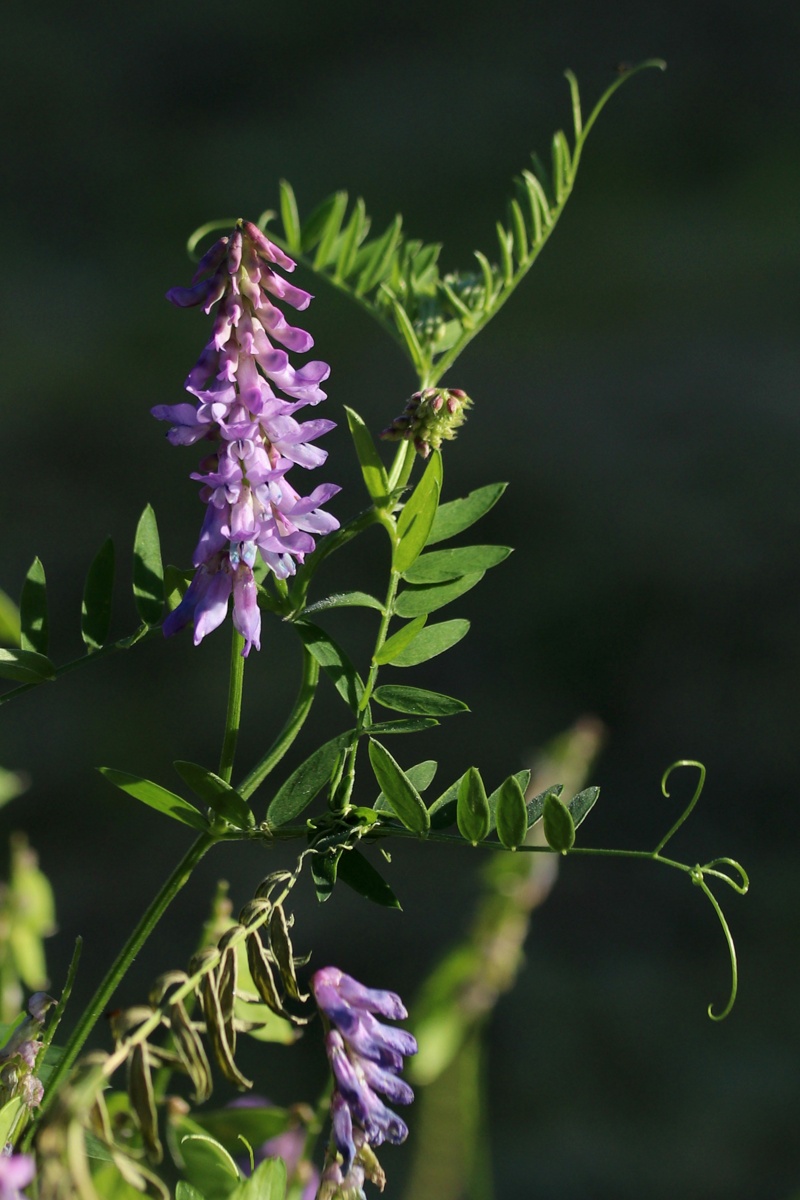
[
  {"xmin": 155, "ymin": 220, "xmax": 340, "ymax": 656},
  {"xmin": 0, "ymin": 1153, "xmax": 35, "ymax": 1200},
  {"xmin": 313, "ymin": 967, "xmax": 416, "ymax": 1193}
]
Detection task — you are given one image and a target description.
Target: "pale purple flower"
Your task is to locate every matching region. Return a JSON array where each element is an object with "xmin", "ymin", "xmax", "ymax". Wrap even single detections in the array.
[
  {"xmin": 312, "ymin": 967, "xmax": 416, "ymax": 1189},
  {"xmin": 155, "ymin": 220, "xmax": 340, "ymax": 656},
  {"xmin": 0, "ymin": 1153, "xmax": 34, "ymax": 1200}
]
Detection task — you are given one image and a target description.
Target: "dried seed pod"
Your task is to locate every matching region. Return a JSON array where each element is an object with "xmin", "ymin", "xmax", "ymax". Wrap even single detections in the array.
[
  {"xmin": 167, "ymin": 998, "xmax": 212, "ymax": 1103},
  {"xmin": 200, "ymin": 968, "xmax": 252, "ymax": 1088},
  {"xmin": 216, "ymin": 945, "xmax": 238, "ymax": 1055},
  {"xmin": 127, "ymin": 1043, "xmax": 162, "ymax": 1163},
  {"xmin": 255, "ymin": 870, "xmax": 293, "ymax": 899},
  {"xmin": 269, "ymin": 904, "xmax": 309, "ymax": 1002},
  {"xmin": 108, "ymin": 1006, "xmax": 156, "ymax": 1042},
  {"xmin": 246, "ymin": 929, "xmax": 310, "ymax": 1025},
  {"xmin": 148, "ymin": 971, "xmax": 189, "ymax": 1007}
]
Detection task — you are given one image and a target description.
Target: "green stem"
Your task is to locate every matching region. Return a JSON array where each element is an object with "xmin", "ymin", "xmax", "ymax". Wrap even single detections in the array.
[
  {"xmin": 36, "ymin": 830, "xmax": 218, "ymax": 1120},
  {"xmin": 218, "ymin": 630, "xmax": 246, "ymax": 783},
  {"xmin": 238, "ymin": 650, "xmax": 320, "ymax": 801}
]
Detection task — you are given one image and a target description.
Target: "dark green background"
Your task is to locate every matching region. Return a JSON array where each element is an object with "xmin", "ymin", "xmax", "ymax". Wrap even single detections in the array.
[{"xmin": 2, "ymin": 1, "xmax": 799, "ymax": 1197}]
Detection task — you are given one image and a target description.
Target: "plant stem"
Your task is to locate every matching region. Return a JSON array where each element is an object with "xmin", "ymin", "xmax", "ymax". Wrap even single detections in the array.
[
  {"xmin": 36, "ymin": 830, "xmax": 218, "ymax": 1120},
  {"xmin": 238, "ymin": 649, "xmax": 320, "ymax": 801},
  {"xmin": 218, "ymin": 630, "xmax": 246, "ymax": 783}
]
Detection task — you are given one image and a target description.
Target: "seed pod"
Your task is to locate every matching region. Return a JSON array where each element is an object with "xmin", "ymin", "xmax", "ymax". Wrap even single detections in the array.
[
  {"xmin": 269, "ymin": 904, "xmax": 309, "ymax": 1002},
  {"xmin": 238, "ymin": 898, "xmax": 272, "ymax": 928},
  {"xmin": 200, "ymin": 968, "xmax": 252, "ymax": 1089},
  {"xmin": 216, "ymin": 945, "xmax": 239, "ymax": 1054},
  {"xmin": 168, "ymin": 998, "xmax": 212, "ymax": 1103},
  {"xmin": 127, "ymin": 1043, "xmax": 162, "ymax": 1162},
  {"xmin": 149, "ymin": 971, "xmax": 189, "ymax": 1007},
  {"xmin": 255, "ymin": 870, "xmax": 294, "ymax": 900}
]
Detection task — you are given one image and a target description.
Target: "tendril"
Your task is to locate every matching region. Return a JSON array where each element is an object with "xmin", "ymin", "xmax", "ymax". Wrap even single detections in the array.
[
  {"xmin": 699, "ymin": 857, "xmax": 749, "ymax": 895},
  {"xmin": 690, "ymin": 867, "xmax": 739, "ymax": 1021},
  {"xmin": 653, "ymin": 759, "xmax": 706, "ymax": 855}
]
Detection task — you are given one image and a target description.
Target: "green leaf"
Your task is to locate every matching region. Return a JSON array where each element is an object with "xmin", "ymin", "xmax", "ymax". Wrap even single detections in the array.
[
  {"xmin": 543, "ymin": 791, "xmax": 575, "ymax": 852},
  {"xmin": 191, "ymin": 1106, "xmax": 292, "ymax": 1155},
  {"xmin": 173, "ymin": 761, "xmax": 254, "ymax": 829},
  {"xmin": 0, "ymin": 1097, "xmax": 22, "ymax": 1148},
  {"xmin": 426, "ymin": 483, "xmax": 507, "ymax": 545},
  {"xmin": 311, "ymin": 847, "xmax": 341, "ymax": 903},
  {"xmin": 294, "ymin": 621, "xmax": 365, "ymax": 711},
  {"xmin": 301, "ymin": 591, "xmax": 384, "ymax": 616},
  {"xmin": 355, "ymin": 214, "xmax": 402, "ymax": 295},
  {"xmin": 568, "ymin": 785, "xmax": 600, "ymax": 829},
  {"xmin": 393, "ymin": 451, "xmax": 443, "ymax": 574},
  {"xmin": 334, "ymin": 197, "xmax": 368, "ymax": 280},
  {"xmin": 179, "ymin": 1132, "xmax": 241, "ymax": 1200},
  {"xmin": 373, "ymin": 615, "xmax": 427, "ymax": 665},
  {"xmin": 402, "ymin": 544, "xmax": 512, "ymax": 584},
  {"xmin": 0, "ymin": 647, "xmax": 56, "ymax": 683},
  {"xmin": 429, "ymin": 780, "xmax": 463, "ymax": 824},
  {"xmin": 374, "ymin": 759, "xmax": 438, "ymax": 812},
  {"xmin": 372, "ymin": 684, "xmax": 468, "ymax": 717},
  {"xmin": 362, "ymin": 718, "xmax": 439, "ymax": 735},
  {"xmin": 132, "ymin": 504, "xmax": 164, "ymax": 626},
  {"xmin": 386, "ymin": 618, "xmax": 469, "ymax": 667},
  {"xmin": 394, "ymin": 570, "xmax": 485, "ymax": 617},
  {"xmin": 337, "ymin": 848, "xmax": 401, "ymax": 909},
  {"xmin": 176, "ymin": 1185, "xmax": 208, "ymax": 1200},
  {"xmin": 312, "ymin": 191, "xmax": 349, "ymax": 269},
  {"xmin": 0, "ymin": 588, "xmax": 20, "ymax": 646},
  {"xmin": 278, "ymin": 179, "xmax": 301, "ymax": 253},
  {"xmin": 164, "ymin": 564, "xmax": 193, "ymax": 612},
  {"xmin": 484, "ymin": 768, "xmax": 532, "ymax": 833},
  {"xmin": 526, "ymin": 784, "xmax": 563, "ymax": 827},
  {"xmin": 231, "ymin": 1156, "xmax": 287, "ymax": 1200},
  {"xmin": 367, "ymin": 740, "xmax": 429, "ymax": 834},
  {"xmin": 457, "ymin": 767, "xmax": 490, "ymax": 845},
  {"xmin": 20, "ymin": 556, "xmax": 48, "ymax": 655},
  {"xmin": 300, "ymin": 192, "xmax": 346, "ymax": 254},
  {"xmin": 267, "ymin": 731, "xmax": 354, "ymax": 827},
  {"xmin": 344, "ymin": 406, "xmax": 390, "ymax": 506},
  {"xmin": 494, "ymin": 774, "xmax": 528, "ymax": 849},
  {"xmin": 98, "ymin": 768, "xmax": 208, "ymax": 831},
  {"xmin": 81, "ymin": 538, "xmax": 115, "ymax": 651}
]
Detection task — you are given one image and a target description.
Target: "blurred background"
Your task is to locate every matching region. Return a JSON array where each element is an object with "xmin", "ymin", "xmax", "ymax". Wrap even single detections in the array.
[{"xmin": 1, "ymin": 0, "xmax": 799, "ymax": 1196}]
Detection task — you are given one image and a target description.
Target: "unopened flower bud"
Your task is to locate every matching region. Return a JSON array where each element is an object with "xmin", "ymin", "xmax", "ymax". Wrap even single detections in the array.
[{"xmin": 380, "ymin": 387, "xmax": 472, "ymax": 457}]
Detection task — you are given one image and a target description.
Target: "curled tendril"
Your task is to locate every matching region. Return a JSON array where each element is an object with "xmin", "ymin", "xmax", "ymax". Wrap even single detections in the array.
[
  {"xmin": 186, "ymin": 218, "xmax": 239, "ymax": 262},
  {"xmin": 700, "ymin": 857, "xmax": 749, "ymax": 895},
  {"xmin": 690, "ymin": 866, "xmax": 741, "ymax": 1021},
  {"xmin": 653, "ymin": 759, "xmax": 706, "ymax": 855}
]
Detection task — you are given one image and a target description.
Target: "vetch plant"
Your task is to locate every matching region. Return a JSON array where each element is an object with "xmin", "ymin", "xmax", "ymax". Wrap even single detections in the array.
[{"xmin": 0, "ymin": 60, "xmax": 750, "ymax": 1200}]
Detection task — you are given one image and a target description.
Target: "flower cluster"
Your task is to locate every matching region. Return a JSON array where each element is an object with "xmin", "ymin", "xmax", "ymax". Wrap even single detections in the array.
[
  {"xmin": 0, "ymin": 1152, "xmax": 34, "ymax": 1200},
  {"xmin": 0, "ymin": 992, "xmax": 54, "ymax": 1114},
  {"xmin": 380, "ymin": 386, "xmax": 472, "ymax": 457},
  {"xmin": 312, "ymin": 967, "xmax": 417, "ymax": 1198},
  {"xmin": 153, "ymin": 220, "xmax": 340, "ymax": 655}
]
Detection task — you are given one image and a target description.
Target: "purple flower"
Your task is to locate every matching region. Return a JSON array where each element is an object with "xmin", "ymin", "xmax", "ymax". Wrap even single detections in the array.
[
  {"xmin": 155, "ymin": 220, "xmax": 340, "ymax": 656},
  {"xmin": 228, "ymin": 1097, "xmax": 319, "ymax": 1200},
  {"xmin": 312, "ymin": 967, "xmax": 416, "ymax": 1191},
  {"xmin": 0, "ymin": 1153, "xmax": 34, "ymax": 1200}
]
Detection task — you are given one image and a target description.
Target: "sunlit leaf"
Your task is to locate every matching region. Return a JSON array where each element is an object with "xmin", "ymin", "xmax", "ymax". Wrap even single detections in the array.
[
  {"xmin": 294, "ymin": 620, "xmax": 365, "ymax": 711},
  {"xmin": 543, "ymin": 791, "xmax": 575, "ymax": 852},
  {"xmin": 373, "ymin": 616, "xmax": 427, "ymax": 666},
  {"xmin": 267, "ymin": 731, "xmax": 354, "ymax": 827},
  {"xmin": 402, "ymin": 544, "xmax": 512, "ymax": 584},
  {"xmin": 394, "ymin": 571, "xmax": 484, "ymax": 617},
  {"xmin": 372, "ymin": 685, "xmax": 468, "ymax": 717},
  {"xmin": 98, "ymin": 768, "xmax": 207, "ymax": 831},
  {"xmin": 278, "ymin": 179, "xmax": 301, "ymax": 253},
  {"xmin": 386, "ymin": 618, "xmax": 469, "ymax": 667},
  {"xmin": 344, "ymin": 406, "xmax": 390, "ymax": 506},
  {"xmin": 20, "ymin": 557, "xmax": 48, "ymax": 656},
  {"xmin": 426, "ymin": 483, "xmax": 507, "ymax": 545},
  {"xmin": 173, "ymin": 761, "xmax": 254, "ymax": 829},
  {"xmin": 394, "ymin": 452, "xmax": 443, "ymax": 574},
  {"xmin": 457, "ymin": 767, "xmax": 490, "ymax": 845},
  {"xmin": 132, "ymin": 504, "xmax": 164, "ymax": 626},
  {"xmin": 494, "ymin": 774, "xmax": 528, "ymax": 849},
  {"xmin": 0, "ymin": 647, "xmax": 56, "ymax": 684},
  {"xmin": 367, "ymin": 740, "xmax": 429, "ymax": 834},
  {"xmin": 81, "ymin": 538, "xmax": 115, "ymax": 652},
  {"xmin": 300, "ymin": 591, "xmax": 384, "ymax": 616}
]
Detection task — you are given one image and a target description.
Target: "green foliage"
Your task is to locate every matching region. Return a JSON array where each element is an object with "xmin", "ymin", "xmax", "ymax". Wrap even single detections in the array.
[
  {"xmin": 372, "ymin": 684, "xmax": 468, "ymax": 717},
  {"xmin": 0, "ymin": 588, "xmax": 20, "ymax": 646},
  {"xmin": 98, "ymin": 767, "xmax": 208, "ymax": 831},
  {"xmin": 426, "ymin": 483, "xmax": 507, "ymax": 545},
  {"xmin": 294, "ymin": 621, "xmax": 366, "ymax": 711},
  {"xmin": 494, "ymin": 774, "xmax": 529, "ymax": 850},
  {"xmin": 81, "ymin": 537, "xmax": 115, "ymax": 652},
  {"xmin": 132, "ymin": 503, "xmax": 164, "ymax": 626},
  {"xmin": 259, "ymin": 63, "xmax": 665, "ymax": 384},
  {"xmin": 19, "ymin": 557, "xmax": 48, "ymax": 656},
  {"xmin": 543, "ymin": 790, "xmax": 576, "ymax": 853},
  {"xmin": 0, "ymin": 647, "xmax": 55, "ymax": 684},
  {"xmin": 337, "ymin": 847, "xmax": 402, "ymax": 909},
  {"xmin": 368, "ymin": 739, "xmax": 430, "ymax": 834},
  {"xmin": 344, "ymin": 405, "xmax": 390, "ymax": 506},
  {"xmin": 386, "ymin": 618, "xmax": 470, "ymax": 667},
  {"xmin": 393, "ymin": 451, "xmax": 443, "ymax": 574},
  {"xmin": 266, "ymin": 730, "xmax": 354, "ymax": 827},
  {"xmin": 457, "ymin": 767, "xmax": 490, "ymax": 845},
  {"xmin": 172, "ymin": 761, "xmax": 254, "ymax": 830}
]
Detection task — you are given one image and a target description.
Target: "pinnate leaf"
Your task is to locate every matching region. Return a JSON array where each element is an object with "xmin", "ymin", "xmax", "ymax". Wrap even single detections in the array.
[
  {"xmin": 386, "ymin": 618, "xmax": 469, "ymax": 667},
  {"xmin": 132, "ymin": 504, "xmax": 164, "ymax": 626},
  {"xmin": 98, "ymin": 768, "xmax": 207, "ymax": 831},
  {"xmin": 394, "ymin": 571, "xmax": 484, "ymax": 617},
  {"xmin": 494, "ymin": 774, "xmax": 528, "ymax": 849},
  {"xmin": 267, "ymin": 731, "xmax": 353, "ymax": 827},
  {"xmin": 457, "ymin": 767, "xmax": 490, "ymax": 845},
  {"xmin": 344, "ymin": 406, "xmax": 389, "ymax": 506},
  {"xmin": 367, "ymin": 740, "xmax": 429, "ymax": 834},
  {"xmin": 426, "ymin": 483, "xmax": 507, "ymax": 545},
  {"xmin": 393, "ymin": 452, "xmax": 442, "ymax": 574},
  {"xmin": 173, "ymin": 761, "xmax": 254, "ymax": 829},
  {"xmin": 372, "ymin": 684, "xmax": 468, "ymax": 717},
  {"xmin": 543, "ymin": 791, "xmax": 576, "ymax": 852},
  {"xmin": 402, "ymin": 545, "xmax": 511, "ymax": 584},
  {"xmin": 373, "ymin": 616, "xmax": 426, "ymax": 665},
  {"xmin": 81, "ymin": 538, "xmax": 115, "ymax": 651}
]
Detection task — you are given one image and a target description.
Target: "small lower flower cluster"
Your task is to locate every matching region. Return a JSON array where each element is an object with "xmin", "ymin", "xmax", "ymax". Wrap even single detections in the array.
[
  {"xmin": 312, "ymin": 967, "xmax": 417, "ymax": 1199},
  {"xmin": 153, "ymin": 220, "xmax": 340, "ymax": 655}
]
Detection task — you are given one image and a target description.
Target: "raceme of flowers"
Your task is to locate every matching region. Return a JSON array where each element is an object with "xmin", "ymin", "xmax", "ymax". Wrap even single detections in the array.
[
  {"xmin": 153, "ymin": 220, "xmax": 340, "ymax": 656},
  {"xmin": 312, "ymin": 967, "xmax": 417, "ymax": 1199}
]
